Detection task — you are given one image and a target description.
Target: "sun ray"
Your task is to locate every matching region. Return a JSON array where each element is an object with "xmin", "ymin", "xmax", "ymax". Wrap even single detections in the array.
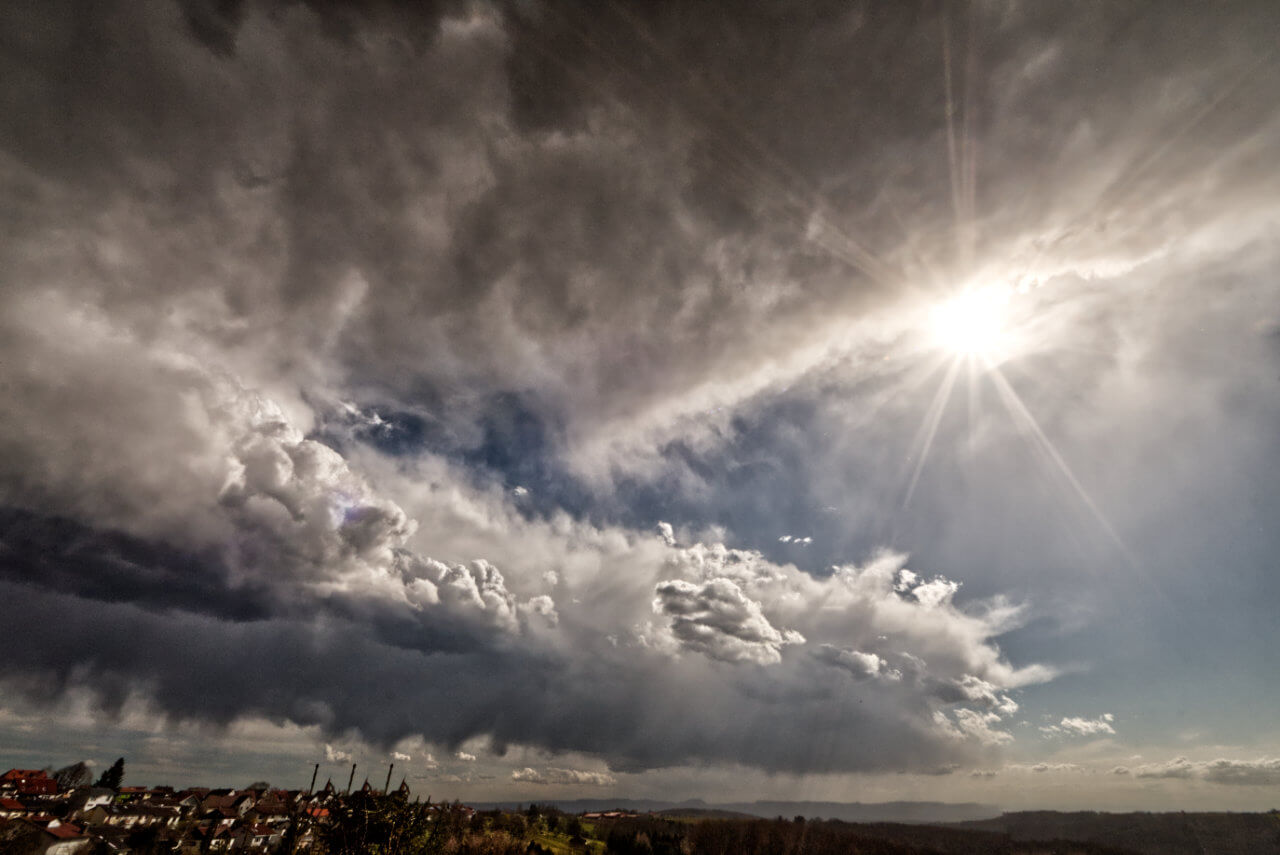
[
  {"xmin": 1025, "ymin": 55, "xmax": 1266, "ymax": 276},
  {"xmin": 593, "ymin": 0, "xmax": 899, "ymax": 287},
  {"xmin": 902, "ymin": 356, "xmax": 964, "ymax": 508},
  {"xmin": 941, "ymin": 7, "xmax": 964, "ymax": 259},
  {"xmin": 984, "ymin": 362, "xmax": 1136, "ymax": 566},
  {"xmin": 960, "ymin": 2, "xmax": 980, "ymax": 273},
  {"xmin": 966, "ymin": 353, "xmax": 981, "ymax": 460}
]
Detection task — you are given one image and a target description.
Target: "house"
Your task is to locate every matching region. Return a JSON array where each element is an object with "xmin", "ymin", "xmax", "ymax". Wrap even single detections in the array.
[
  {"xmin": 205, "ymin": 825, "xmax": 235, "ymax": 851},
  {"xmin": 0, "ymin": 796, "xmax": 31, "ymax": 818},
  {"xmin": 248, "ymin": 796, "xmax": 290, "ymax": 823},
  {"xmin": 202, "ymin": 793, "xmax": 254, "ymax": 817},
  {"xmin": 173, "ymin": 791, "xmax": 205, "ymax": 815},
  {"xmin": 202, "ymin": 806, "xmax": 240, "ymax": 830},
  {"xmin": 84, "ymin": 824, "xmax": 133, "ymax": 855},
  {"xmin": 22, "ymin": 818, "xmax": 92, "ymax": 855},
  {"xmin": 2, "ymin": 769, "xmax": 46, "ymax": 787},
  {"xmin": 77, "ymin": 805, "xmax": 110, "ymax": 826},
  {"xmin": 1, "ymin": 769, "xmax": 59, "ymax": 797},
  {"xmin": 65, "ymin": 787, "xmax": 116, "ymax": 817},
  {"xmin": 292, "ymin": 825, "xmax": 320, "ymax": 852},
  {"xmin": 85, "ymin": 803, "xmax": 182, "ymax": 830},
  {"xmin": 173, "ymin": 832, "xmax": 204, "ymax": 855},
  {"xmin": 230, "ymin": 823, "xmax": 282, "ymax": 850}
]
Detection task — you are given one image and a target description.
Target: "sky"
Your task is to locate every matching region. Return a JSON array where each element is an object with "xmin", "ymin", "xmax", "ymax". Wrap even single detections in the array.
[{"xmin": 1, "ymin": 0, "xmax": 1279, "ymax": 812}]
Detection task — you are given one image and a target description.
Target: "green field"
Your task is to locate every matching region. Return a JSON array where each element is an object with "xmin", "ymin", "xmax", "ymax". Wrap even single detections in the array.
[{"xmin": 531, "ymin": 829, "xmax": 605, "ymax": 855}]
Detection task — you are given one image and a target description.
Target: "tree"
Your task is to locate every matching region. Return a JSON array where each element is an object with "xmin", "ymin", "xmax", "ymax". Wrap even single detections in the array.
[
  {"xmin": 318, "ymin": 791, "xmax": 456, "ymax": 855},
  {"xmin": 53, "ymin": 761, "xmax": 91, "ymax": 791},
  {"xmin": 0, "ymin": 819, "xmax": 44, "ymax": 855},
  {"xmin": 95, "ymin": 758, "xmax": 125, "ymax": 790}
]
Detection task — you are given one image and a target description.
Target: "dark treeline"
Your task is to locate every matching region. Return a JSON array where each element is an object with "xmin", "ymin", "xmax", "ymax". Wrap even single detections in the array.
[
  {"xmin": 7, "ymin": 783, "xmax": 1216, "ymax": 855},
  {"xmin": 597, "ymin": 815, "xmax": 1143, "ymax": 855},
  {"xmin": 317, "ymin": 804, "xmax": 1148, "ymax": 855}
]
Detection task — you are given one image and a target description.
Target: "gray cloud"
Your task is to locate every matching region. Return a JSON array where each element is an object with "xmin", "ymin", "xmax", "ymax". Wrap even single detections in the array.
[
  {"xmin": 0, "ymin": 512, "xmax": 1042, "ymax": 775},
  {"xmin": 652, "ymin": 577, "xmax": 804, "ymax": 666},
  {"xmin": 2, "ymin": 0, "xmax": 1279, "ymax": 797},
  {"xmin": 1133, "ymin": 757, "xmax": 1280, "ymax": 786},
  {"xmin": 511, "ymin": 767, "xmax": 616, "ymax": 787},
  {"xmin": 813, "ymin": 646, "xmax": 901, "ymax": 682},
  {"xmin": 1041, "ymin": 714, "xmax": 1116, "ymax": 738}
]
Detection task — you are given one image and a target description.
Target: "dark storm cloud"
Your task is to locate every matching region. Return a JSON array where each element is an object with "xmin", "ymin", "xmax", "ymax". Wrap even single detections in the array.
[
  {"xmin": 2, "ymin": 0, "xmax": 1279, "ymax": 786},
  {"xmin": 0, "ymin": 575, "xmax": 992, "ymax": 774},
  {"xmin": 0, "ymin": 506, "xmax": 532, "ymax": 658},
  {"xmin": 0, "ymin": 507, "xmax": 271, "ymax": 622}
]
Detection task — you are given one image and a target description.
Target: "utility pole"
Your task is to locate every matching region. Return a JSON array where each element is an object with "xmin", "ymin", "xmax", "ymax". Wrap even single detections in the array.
[
  {"xmin": 308, "ymin": 764, "xmax": 318, "ymax": 795},
  {"xmin": 346, "ymin": 764, "xmax": 356, "ymax": 795},
  {"xmin": 384, "ymin": 764, "xmax": 394, "ymax": 796}
]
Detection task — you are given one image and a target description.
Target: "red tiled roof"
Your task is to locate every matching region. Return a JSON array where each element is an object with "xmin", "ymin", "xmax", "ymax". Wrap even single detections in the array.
[
  {"xmin": 45, "ymin": 823, "xmax": 85, "ymax": 840},
  {"xmin": 2, "ymin": 769, "xmax": 47, "ymax": 781},
  {"xmin": 18, "ymin": 778, "xmax": 59, "ymax": 795},
  {"xmin": 26, "ymin": 818, "xmax": 85, "ymax": 840}
]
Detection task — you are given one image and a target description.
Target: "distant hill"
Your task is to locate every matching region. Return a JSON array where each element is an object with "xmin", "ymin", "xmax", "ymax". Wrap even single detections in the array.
[
  {"xmin": 653, "ymin": 807, "xmax": 757, "ymax": 820},
  {"xmin": 726, "ymin": 800, "xmax": 1001, "ymax": 823},
  {"xmin": 955, "ymin": 810, "xmax": 1280, "ymax": 855},
  {"xmin": 469, "ymin": 798, "xmax": 1000, "ymax": 824}
]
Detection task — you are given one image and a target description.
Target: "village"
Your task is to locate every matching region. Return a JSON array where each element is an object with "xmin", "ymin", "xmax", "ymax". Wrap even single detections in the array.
[{"xmin": 0, "ymin": 765, "xmax": 486, "ymax": 855}]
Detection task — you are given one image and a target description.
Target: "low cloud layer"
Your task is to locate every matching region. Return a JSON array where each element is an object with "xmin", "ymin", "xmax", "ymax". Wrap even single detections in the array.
[
  {"xmin": 511, "ymin": 767, "xmax": 617, "ymax": 787},
  {"xmin": 1116, "ymin": 757, "xmax": 1280, "ymax": 786}
]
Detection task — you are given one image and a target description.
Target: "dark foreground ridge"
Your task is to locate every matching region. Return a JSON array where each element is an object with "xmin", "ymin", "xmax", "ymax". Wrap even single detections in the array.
[
  {"xmin": 954, "ymin": 810, "xmax": 1280, "ymax": 855},
  {"xmin": 4, "ymin": 765, "xmax": 1278, "ymax": 854}
]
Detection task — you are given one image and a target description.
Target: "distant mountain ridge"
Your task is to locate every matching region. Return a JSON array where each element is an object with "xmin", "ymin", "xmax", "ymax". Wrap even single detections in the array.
[
  {"xmin": 468, "ymin": 798, "xmax": 1001, "ymax": 824},
  {"xmin": 954, "ymin": 811, "xmax": 1280, "ymax": 855}
]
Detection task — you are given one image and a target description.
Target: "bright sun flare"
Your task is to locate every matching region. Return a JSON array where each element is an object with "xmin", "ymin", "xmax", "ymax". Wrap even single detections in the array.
[{"xmin": 931, "ymin": 288, "xmax": 1009, "ymax": 357}]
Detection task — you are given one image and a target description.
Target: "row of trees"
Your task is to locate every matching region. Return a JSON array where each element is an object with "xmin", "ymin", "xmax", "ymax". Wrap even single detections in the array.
[
  {"xmin": 44, "ymin": 758, "xmax": 125, "ymax": 792},
  {"xmin": 316, "ymin": 791, "xmax": 526, "ymax": 855},
  {"xmin": 472, "ymin": 804, "xmax": 583, "ymax": 840}
]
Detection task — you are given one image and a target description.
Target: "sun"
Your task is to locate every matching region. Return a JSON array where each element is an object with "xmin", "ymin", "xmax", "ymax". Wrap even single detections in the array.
[{"xmin": 930, "ymin": 288, "xmax": 1009, "ymax": 357}]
